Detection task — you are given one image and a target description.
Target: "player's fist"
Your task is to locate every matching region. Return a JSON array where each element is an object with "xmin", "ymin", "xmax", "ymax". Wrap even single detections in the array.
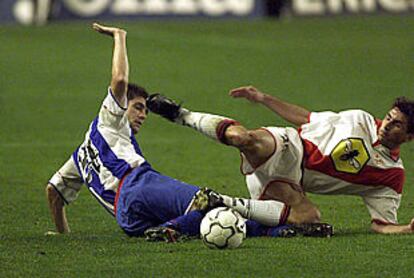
[
  {"xmin": 229, "ymin": 86, "xmax": 265, "ymax": 103},
  {"xmin": 92, "ymin": 23, "xmax": 126, "ymax": 37},
  {"xmin": 410, "ymin": 218, "xmax": 414, "ymax": 232}
]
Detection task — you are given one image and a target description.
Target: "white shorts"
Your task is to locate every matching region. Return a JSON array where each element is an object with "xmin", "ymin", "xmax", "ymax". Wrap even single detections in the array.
[
  {"xmin": 49, "ymin": 157, "xmax": 83, "ymax": 204},
  {"xmin": 241, "ymin": 127, "xmax": 304, "ymax": 200}
]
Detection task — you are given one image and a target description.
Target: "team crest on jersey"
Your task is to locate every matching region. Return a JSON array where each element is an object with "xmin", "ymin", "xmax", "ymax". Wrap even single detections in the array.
[{"xmin": 330, "ymin": 138, "xmax": 370, "ymax": 174}]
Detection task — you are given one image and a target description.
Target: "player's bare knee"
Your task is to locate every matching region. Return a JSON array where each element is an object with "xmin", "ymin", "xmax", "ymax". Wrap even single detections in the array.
[{"xmin": 225, "ymin": 126, "xmax": 255, "ymax": 148}]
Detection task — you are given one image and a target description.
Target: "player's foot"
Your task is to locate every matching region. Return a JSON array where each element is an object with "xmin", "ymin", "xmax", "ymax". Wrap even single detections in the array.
[
  {"xmin": 192, "ymin": 188, "xmax": 225, "ymax": 212},
  {"xmin": 144, "ymin": 226, "xmax": 184, "ymax": 243},
  {"xmin": 147, "ymin": 93, "xmax": 182, "ymax": 122},
  {"xmin": 277, "ymin": 226, "xmax": 298, "ymax": 238},
  {"xmin": 291, "ymin": 223, "xmax": 334, "ymax": 237}
]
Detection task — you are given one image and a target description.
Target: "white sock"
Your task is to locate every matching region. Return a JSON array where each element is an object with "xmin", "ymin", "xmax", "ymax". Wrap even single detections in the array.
[
  {"xmin": 221, "ymin": 195, "xmax": 288, "ymax": 226},
  {"xmin": 177, "ymin": 110, "xmax": 235, "ymax": 142}
]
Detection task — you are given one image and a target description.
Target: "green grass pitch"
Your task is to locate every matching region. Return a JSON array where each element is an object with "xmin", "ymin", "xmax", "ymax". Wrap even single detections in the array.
[{"xmin": 1, "ymin": 16, "xmax": 414, "ymax": 277}]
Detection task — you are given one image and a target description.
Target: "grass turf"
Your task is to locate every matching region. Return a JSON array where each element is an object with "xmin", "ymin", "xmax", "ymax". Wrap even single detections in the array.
[{"xmin": 1, "ymin": 16, "xmax": 414, "ymax": 277}]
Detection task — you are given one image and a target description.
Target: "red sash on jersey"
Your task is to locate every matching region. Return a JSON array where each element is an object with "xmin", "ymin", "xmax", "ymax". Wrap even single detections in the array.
[{"xmin": 302, "ymin": 139, "xmax": 405, "ymax": 194}]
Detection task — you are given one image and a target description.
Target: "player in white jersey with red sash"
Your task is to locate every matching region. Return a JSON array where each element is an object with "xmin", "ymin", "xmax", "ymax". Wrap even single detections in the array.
[
  {"xmin": 148, "ymin": 86, "xmax": 413, "ymax": 234},
  {"xmin": 300, "ymin": 109, "xmax": 405, "ymax": 226}
]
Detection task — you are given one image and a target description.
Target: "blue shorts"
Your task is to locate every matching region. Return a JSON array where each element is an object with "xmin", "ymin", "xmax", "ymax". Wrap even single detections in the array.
[{"xmin": 115, "ymin": 166, "xmax": 199, "ymax": 236}]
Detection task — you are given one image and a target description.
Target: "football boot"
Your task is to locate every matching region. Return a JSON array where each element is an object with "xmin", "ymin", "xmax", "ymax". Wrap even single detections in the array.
[
  {"xmin": 144, "ymin": 226, "xmax": 185, "ymax": 243},
  {"xmin": 191, "ymin": 187, "xmax": 225, "ymax": 212},
  {"xmin": 291, "ymin": 222, "xmax": 334, "ymax": 237},
  {"xmin": 146, "ymin": 93, "xmax": 182, "ymax": 122}
]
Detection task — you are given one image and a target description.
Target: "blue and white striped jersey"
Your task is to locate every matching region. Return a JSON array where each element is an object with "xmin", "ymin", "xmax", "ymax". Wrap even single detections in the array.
[{"xmin": 49, "ymin": 88, "xmax": 151, "ymax": 216}]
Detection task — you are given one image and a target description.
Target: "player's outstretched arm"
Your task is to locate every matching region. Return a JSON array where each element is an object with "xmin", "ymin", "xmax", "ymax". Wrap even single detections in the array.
[
  {"xmin": 46, "ymin": 184, "xmax": 70, "ymax": 234},
  {"xmin": 93, "ymin": 22, "xmax": 129, "ymax": 106},
  {"xmin": 229, "ymin": 86, "xmax": 310, "ymax": 127},
  {"xmin": 371, "ymin": 219, "xmax": 414, "ymax": 234}
]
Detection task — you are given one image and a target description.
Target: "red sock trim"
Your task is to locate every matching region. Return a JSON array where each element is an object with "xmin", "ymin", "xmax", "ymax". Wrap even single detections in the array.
[
  {"xmin": 280, "ymin": 205, "xmax": 291, "ymax": 225},
  {"xmin": 216, "ymin": 119, "xmax": 239, "ymax": 145}
]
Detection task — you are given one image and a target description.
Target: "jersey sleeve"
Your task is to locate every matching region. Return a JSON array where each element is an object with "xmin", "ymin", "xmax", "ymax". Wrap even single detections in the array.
[
  {"xmin": 49, "ymin": 157, "xmax": 84, "ymax": 205},
  {"xmin": 98, "ymin": 87, "xmax": 129, "ymax": 129},
  {"xmin": 362, "ymin": 193, "xmax": 401, "ymax": 224}
]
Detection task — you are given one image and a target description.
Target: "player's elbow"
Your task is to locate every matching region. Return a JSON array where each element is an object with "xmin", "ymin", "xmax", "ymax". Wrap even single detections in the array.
[
  {"xmin": 297, "ymin": 115, "xmax": 310, "ymax": 126},
  {"xmin": 46, "ymin": 184, "xmax": 56, "ymax": 201},
  {"xmin": 46, "ymin": 183, "xmax": 55, "ymax": 196},
  {"xmin": 112, "ymin": 74, "xmax": 128, "ymax": 87},
  {"xmin": 291, "ymin": 112, "xmax": 310, "ymax": 127}
]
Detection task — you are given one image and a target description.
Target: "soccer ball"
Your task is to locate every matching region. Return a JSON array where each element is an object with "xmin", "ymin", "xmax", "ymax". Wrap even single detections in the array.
[{"xmin": 200, "ymin": 207, "xmax": 246, "ymax": 249}]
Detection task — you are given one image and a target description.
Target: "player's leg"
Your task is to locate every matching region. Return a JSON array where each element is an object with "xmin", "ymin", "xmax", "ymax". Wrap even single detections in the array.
[
  {"xmin": 246, "ymin": 220, "xmax": 296, "ymax": 238},
  {"xmin": 207, "ymin": 186, "xmax": 332, "ymax": 236},
  {"xmin": 261, "ymin": 181, "xmax": 321, "ymax": 224},
  {"xmin": 199, "ymin": 188, "xmax": 325, "ymax": 232},
  {"xmin": 245, "ymin": 220, "xmax": 333, "ymax": 238},
  {"xmin": 143, "ymin": 186, "xmax": 291, "ymax": 242},
  {"xmin": 217, "ymin": 194, "xmax": 290, "ymax": 226},
  {"xmin": 209, "ymin": 188, "xmax": 316, "ymax": 226},
  {"xmin": 145, "ymin": 210, "xmax": 332, "ymax": 242},
  {"xmin": 145, "ymin": 210, "xmax": 300, "ymax": 242},
  {"xmin": 145, "ymin": 210, "xmax": 205, "ymax": 242},
  {"xmin": 147, "ymin": 94, "xmax": 275, "ymax": 166},
  {"xmin": 144, "ymin": 188, "xmax": 224, "ymax": 242},
  {"xmin": 116, "ymin": 168, "xmax": 200, "ymax": 237},
  {"xmin": 221, "ymin": 180, "xmax": 321, "ymax": 225},
  {"xmin": 147, "ymin": 93, "xmax": 250, "ymax": 146}
]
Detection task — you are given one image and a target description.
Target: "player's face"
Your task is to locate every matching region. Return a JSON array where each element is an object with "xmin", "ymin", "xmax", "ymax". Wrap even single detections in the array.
[
  {"xmin": 127, "ymin": 96, "xmax": 148, "ymax": 134},
  {"xmin": 378, "ymin": 107, "xmax": 413, "ymax": 149}
]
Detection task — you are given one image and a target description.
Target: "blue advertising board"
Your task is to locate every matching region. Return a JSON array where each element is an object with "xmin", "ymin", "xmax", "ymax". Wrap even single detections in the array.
[{"xmin": 1, "ymin": 0, "xmax": 266, "ymax": 24}]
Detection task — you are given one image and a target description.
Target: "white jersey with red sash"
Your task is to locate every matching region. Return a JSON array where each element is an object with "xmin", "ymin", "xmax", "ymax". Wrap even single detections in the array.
[{"xmin": 300, "ymin": 109, "xmax": 405, "ymax": 224}]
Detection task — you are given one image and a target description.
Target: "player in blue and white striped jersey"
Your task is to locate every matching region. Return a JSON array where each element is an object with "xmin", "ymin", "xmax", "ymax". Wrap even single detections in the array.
[
  {"xmin": 46, "ymin": 23, "xmax": 329, "ymax": 241},
  {"xmin": 46, "ymin": 23, "xmax": 201, "ymax": 237}
]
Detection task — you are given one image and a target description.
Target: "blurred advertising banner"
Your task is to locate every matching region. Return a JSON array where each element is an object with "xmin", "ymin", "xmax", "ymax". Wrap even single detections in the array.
[
  {"xmin": 286, "ymin": 0, "xmax": 414, "ymax": 16},
  {"xmin": 1, "ymin": 0, "xmax": 265, "ymax": 24}
]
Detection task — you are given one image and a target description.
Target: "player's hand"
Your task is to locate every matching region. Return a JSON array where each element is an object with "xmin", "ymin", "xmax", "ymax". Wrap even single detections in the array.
[
  {"xmin": 92, "ymin": 23, "xmax": 126, "ymax": 37},
  {"xmin": 410, "ymin": 218, "xmax": 414, "ymax": 232},
  {"xmin": 229, "ymin": 86, "xmax": 265, "ymax": 103}
]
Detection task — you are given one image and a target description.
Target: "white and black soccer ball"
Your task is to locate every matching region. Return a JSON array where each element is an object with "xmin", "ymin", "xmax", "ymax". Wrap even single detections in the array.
[{"xmin": 200, "ymin": 207, "xmax": 246, "ymax": 249}]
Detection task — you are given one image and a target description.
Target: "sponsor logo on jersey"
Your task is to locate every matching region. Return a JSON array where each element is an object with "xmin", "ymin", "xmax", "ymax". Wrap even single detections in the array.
[{"xmin": 330, "ymin": 138, "xmax": 370, "ymax": 174}]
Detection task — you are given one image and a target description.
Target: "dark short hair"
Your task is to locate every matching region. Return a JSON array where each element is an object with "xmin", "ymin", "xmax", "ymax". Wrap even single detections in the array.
[
  {"xmin": 393, "ymin": 97, "xmax": 414, "ymax": 134},
  {"xmin": 127, "ymin": 83, "xmax": 148, "ymax": 101}
]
